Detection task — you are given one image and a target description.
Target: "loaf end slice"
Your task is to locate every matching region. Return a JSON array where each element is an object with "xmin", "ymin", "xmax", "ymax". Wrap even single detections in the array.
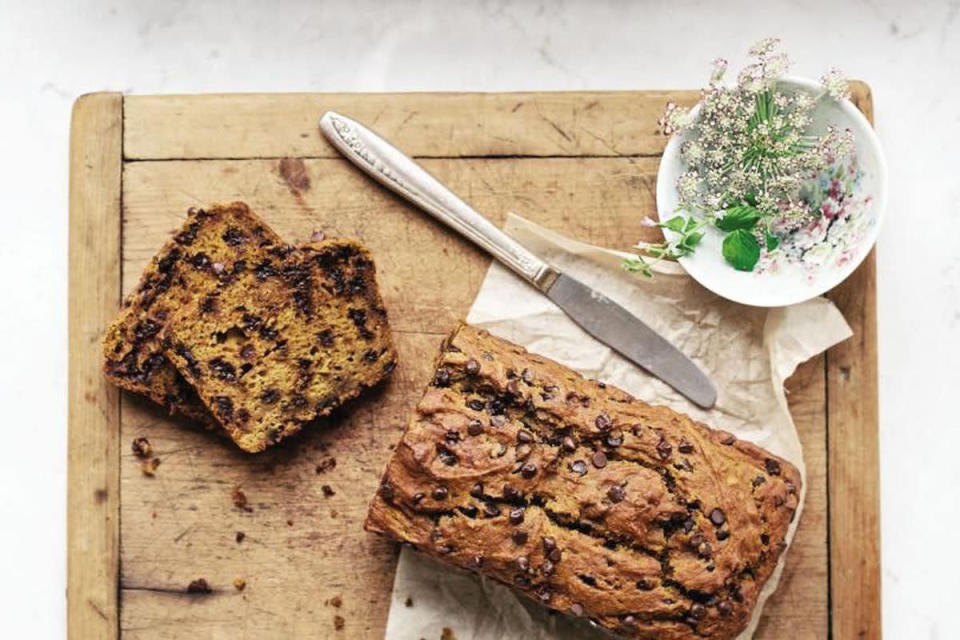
[
  {"xmin": 365, "ymin": 323, "xmax": 801, "ymax": 640},
  {"xmin": 162, "ymin": 238, "xmax": 397, "ymax": 452}
]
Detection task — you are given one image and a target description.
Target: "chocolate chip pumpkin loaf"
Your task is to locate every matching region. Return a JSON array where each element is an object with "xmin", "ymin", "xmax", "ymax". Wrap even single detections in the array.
[
  {"xmin": 102, "ymin": 202, "xmax": 282, "ymax": 420},
  {"xmin": 161, "ymin": 238, "xmax": 397, "ymax": 452},
  {"xmin": 365, "ymin": 324, "xmax": 801, "ymax": 639}
]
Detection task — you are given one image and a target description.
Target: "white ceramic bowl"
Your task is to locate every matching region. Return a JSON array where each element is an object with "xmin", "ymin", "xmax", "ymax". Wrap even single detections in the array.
[{"xmin": 656, "ymin": 76, "xmax": 887, "ymax": 307}]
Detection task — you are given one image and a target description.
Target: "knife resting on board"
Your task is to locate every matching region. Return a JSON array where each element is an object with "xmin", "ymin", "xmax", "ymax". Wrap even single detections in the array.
[{"xmin": 318, "ymin": 111, "xmax": 717, "ymax": 409}]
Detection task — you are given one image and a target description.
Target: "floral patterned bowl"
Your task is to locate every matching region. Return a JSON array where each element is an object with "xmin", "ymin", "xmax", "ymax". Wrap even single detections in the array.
[{"xmin": 656, "ymin": 76, "xmax": 887, "ymax": 307}]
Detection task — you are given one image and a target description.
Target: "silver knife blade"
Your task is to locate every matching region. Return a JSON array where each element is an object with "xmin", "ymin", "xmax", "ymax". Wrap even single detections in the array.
[
  {"xmin": 545, "ymin": 274, "xmax": 716, "ymax": 408},
  {"xmin": 318, "ymin": 110, "xmax": 716, "ymax": 408}
]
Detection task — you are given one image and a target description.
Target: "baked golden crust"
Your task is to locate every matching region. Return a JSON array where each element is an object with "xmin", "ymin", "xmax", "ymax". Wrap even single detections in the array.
[
  {"xmin": 366, "ymin": 324, "xmax": 801, "ymax": 639},
  {"xmin": 162, "ymin": 238, "xmax": 397, "ymax": 452},
  {"xmin": 102, "ymin": 202, "xmax": 282, "ymax": 420}
]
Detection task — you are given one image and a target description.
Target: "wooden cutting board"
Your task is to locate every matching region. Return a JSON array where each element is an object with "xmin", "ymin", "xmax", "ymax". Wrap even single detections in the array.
[{"xmin": 69, "ymin": 87, "xmax": 880, "ymax": 639}]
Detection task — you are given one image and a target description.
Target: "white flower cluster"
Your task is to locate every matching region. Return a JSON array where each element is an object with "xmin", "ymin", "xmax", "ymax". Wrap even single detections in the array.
[{"xmin": 661, "ymin": 38, "xmax": 854, "ymax": 236}]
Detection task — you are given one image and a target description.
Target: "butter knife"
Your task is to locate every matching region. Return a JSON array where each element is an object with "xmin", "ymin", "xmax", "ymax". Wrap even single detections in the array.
[{"xmin": 319, "ymin": 111, "xmax": 717, "ymax": 409}]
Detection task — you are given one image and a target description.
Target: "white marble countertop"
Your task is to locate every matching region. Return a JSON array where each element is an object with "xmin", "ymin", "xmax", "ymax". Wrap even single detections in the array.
[{"xmin": 1, "ymin": 0, "xmax": 956, "ymax": 637}]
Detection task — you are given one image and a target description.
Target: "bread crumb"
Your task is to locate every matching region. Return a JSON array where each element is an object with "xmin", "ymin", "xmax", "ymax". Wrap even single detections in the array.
[
  {"xmin": 287, "ymin": 519, "xmax": 294, "ymax": 526},
  {"xmin": 405, "ymin": 596, "xmax": 414, "ymax": 607},
  {"xmin": 140, "ymin": 458, "xmax": 160, "ymax": 477},
  {"xmin": 316, "ymin": 457, "xmax": 337, "ymax": 474},
  {"xmin": 333, "ymin": 615, "xmax": 345, "ymax": 631},
  {"xmin": 233, "ymin": 577, "xmax": 246, "ymax": 591},
  {"xmin": 232, "ymin": 485, "xmax": 253, "ymax": 512},
  {"xmin": 321, "ymin": 485, "xmax": 335, "ymax": 497},
  {"xmin": 441, "ymin": 627, "xmax": 456, "ymax": 640},
  {"xmin": 328, "ymin": 595, "xmax": 342, "ymax": 608},
  {"xmin": 186, "ymin": 578, "xmax": 211, "ymax": 594},
  {"xmin": 131, "ymin": 437, "xmax": 152, "ymax": 458},
  {"xmin": 235, "ymin": 531, "xmax": 245, "ymax": 543}
]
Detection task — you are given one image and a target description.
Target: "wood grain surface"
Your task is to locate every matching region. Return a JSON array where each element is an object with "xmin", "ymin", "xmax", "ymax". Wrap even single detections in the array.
[{"xmin": 68, "ymin": 86, "xmax": 880, "ymax": 639}]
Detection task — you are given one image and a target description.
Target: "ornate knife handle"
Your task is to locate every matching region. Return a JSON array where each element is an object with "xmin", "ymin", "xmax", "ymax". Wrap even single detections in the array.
[{"xmin": 319, "ymin": 111, "xmax": 559, "ymax": 292}]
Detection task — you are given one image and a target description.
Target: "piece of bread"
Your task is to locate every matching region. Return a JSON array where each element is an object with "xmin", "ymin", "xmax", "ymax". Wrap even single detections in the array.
[
  {"xmin": 365, "ymin": 324, "xmax": 801, "ymax": 639},
  {"xmin": 102, "ymin": 203, "xmax": 283, "ymax": 420},
  {"xmin": 161, "ymin": 238, "xmax": 397, "ymax": 452}
]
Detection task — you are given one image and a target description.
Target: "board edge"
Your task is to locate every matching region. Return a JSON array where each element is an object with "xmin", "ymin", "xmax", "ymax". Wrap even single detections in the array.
[
  {"xmin": 68, "ymin": 91, "xmax": 123, "ymax": 640},
  {"xmin": 825, "ymin": 80, "xmax": 882, "ymax": 640}
]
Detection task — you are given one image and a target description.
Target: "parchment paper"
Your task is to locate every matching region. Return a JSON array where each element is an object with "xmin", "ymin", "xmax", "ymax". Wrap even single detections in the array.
[{"xmin": 384, "ymin": 214, "xmax": 852, "ymax": 640}]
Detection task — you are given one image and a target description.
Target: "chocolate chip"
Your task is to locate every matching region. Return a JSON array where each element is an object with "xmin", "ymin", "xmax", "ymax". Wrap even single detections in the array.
[
  {"xmin": 717, "ymin": 529, "xmax": 730, "ymax": 541},
  {"xmin": 689, "ymin": 534, "xmax": 703, "ymax": 548},
  {"xmin": 595, "ymin": 412, "xmax": 613, "ymax": 430},
  {"xmin": 548, "ymin": 548, "xmax": 562, "ymax": 563},
  {"xmin": 484, "ymin": 503, "xmax": 501, "ymax": 517},
  {"xmin": 186, "ymin": 578, "xmax": 211, "ymax": 594},
  {"xmin": 570, "ymin": 603, "xmax": 584, "ymax": 616},
  {"xmin": 632, "ymin": 424, "xmax": 643, "ymax": 437},
  {"xmin": 465, "ymin": 358, "xmax": 480, "ymax": 375},
  {"xmin": 542, "ymin": 560, "xmax": 555, "ymax": 575},
  {"xmin": 636, "ymin": 577, "xmax": 654, "ymax": 590},
  {"xmin": 709, "ymin": 508, "xmax": 726, "ymax": 526},
  {"xmin": 505, "ymin": 380, "xmax": 521, "ymax": 397},
  {"xmin": 690, "ymin": 604, "xmax": 706, "ymax": 619},
  {"xmin": 380, "ymin": 483, "xmax": 395, "ymax": 503},
  {"xmin": 591, "ymin": 451, "xmax": 607, "ymax": 469},
  {"xmin": 562, "ymin": 436, "xmax": 577, "ymax": 452},
  {"xmin": 605, "ymin": 432, "xmax": 623, "ymax": 447},
  {"xmin": 678, "ymin": 438, "xmax": 695, "ymax": 454},
  {"xmin": 509, "ymin": 508, "xmax": 525, "ymax": 525},
  {"xmin": 517, "ymin": 429, "xmax": 534, "ymax": 444},
  {"xmin": 433, "ymin": 368, "xmax": 451, "ymax": 387},
  {"xmin": 520, "ymin": 463, "xmax": 538, "ymax": 479},
  {"xmin": 570, "ymin": 460, "xmax": 588, "ymax": 475},
  {"xmin": 467, "ymin": 399, "xmax": 485, "ymax": 411},
  {"xmin": 411, "ymin": 492, "xmax": 425, "ymax": 505},
  {"xmin": 131, "ymin": 437, "xmax": 152, "ymax": 458},
  {"xmin": 656, "ymin": 436, "xmax": 672, "ymax": 460},
  {"xmin": 503, "ymin": 484, "xmax": 520, "ymax": 500},
  {"xmin": 698, "ymin": 542, "xmax": 713, "ymax": 558},
  {"xmin": 765, "ymin": 458, "xmax": 782, "ymax": 475},
  {"xmin": 512, "ymin": 530, "xmax": 529, "ymax": 545},
  {"xmin": 542, "ymin": 537, "xmax": 556, "ymax": 552},
  {"xmin": 445, "ymin": 430, "xmax": 460, "ymax": 443},
  {"xmin": 467, "ymin": 420, "xmax": 484, "ymax": 436},
  {"xmin": 607, "ymin": 485, "xmax": 625, "ymax": 503},
  {"xmin": 720, "ymin": 432, "xmax": 736, "ymax": 445},
  {"xmin": 752, "ymin": 475, "xmax": 766, "ymax": 488},
  {"xmin": 515, "ymin": 556, "xmax": 529, "ymax": 571},
  {"xmin": 470, "ymin": 482, "xmax": 484, "ymax": 499},
  {"xmin": 760, "ymin": 533, "xmax": 770, "ymax": 545},
  {"xmin": 431, "ymin": 486, "xmax": 448, "ymax": 501},
  {"xmin": 190, "ymin": 252, "xmax": 211, "ymax": 270},
  {"xmin": 213, "ymin": 396, "xmax": 233, "ymax": 420},
  {"xmin": 717, "ymin": 600, "xmax": 733, "ymax": 616},
  {"xmin": 521, "ymin": 368, "xmax": 534, "ymax": 385}
]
